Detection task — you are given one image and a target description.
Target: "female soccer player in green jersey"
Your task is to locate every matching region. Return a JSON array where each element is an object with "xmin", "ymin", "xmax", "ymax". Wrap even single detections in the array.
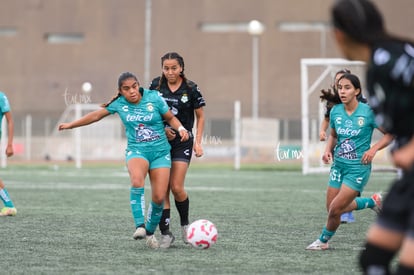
[
  {"xmin": 59, "ymin": 72, "xmax": 189, "ymax": 249},
  {"xmin": 0, "ymin": 91, "xmax": 17, "ymax": 217},
  {"xmin": 306, "ymin": 73, "xmax": 393, "ymax": 251}
]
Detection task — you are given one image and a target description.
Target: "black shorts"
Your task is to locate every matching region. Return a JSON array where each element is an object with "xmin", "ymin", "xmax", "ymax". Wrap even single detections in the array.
[
  {"xmin": 377, "ymin": 168, "xmax": 414, "ymax": 238},
  {"xmin": 169, "ymin": 134, "xmax": 194, "ymax": 163}
]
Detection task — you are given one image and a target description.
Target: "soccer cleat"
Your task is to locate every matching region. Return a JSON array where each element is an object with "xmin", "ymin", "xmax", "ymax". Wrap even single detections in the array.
[
  {"xmin": 181, "ymin": 225, "xmax": 190, "ymax": 244},
  {"xmin": 347, "ymin": 211, "xmax": 355, "ymax": 223},
  {"xmin": 306, "ymin": 239, "xmax": 330, "ymax": 250},
  {"xmin": 340, "ymin": 212, "xmax": 349, "ymax": 223},
  {"xmin": 159, "ymin": 232, "xmax": 175, "ymax": 249},
  {"xmin": 133, "ymin": 227, "xmax": 146, "ymax": 240},
  {"xmin": 371, "ymin": 193, "xmax": 382, "ymax": 214},
  {"xmin": 146, "ymin": 234, "xmax": 160, "ymax": 249},
  {"xmin": 0, "ymin": 207, "xmax": 17, "ymax": 217}
]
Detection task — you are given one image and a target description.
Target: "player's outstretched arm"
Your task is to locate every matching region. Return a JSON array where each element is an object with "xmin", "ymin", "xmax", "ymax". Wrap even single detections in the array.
[{"xmin": 58, "ymin": 108, "xmax": 110, "ymax": 131}]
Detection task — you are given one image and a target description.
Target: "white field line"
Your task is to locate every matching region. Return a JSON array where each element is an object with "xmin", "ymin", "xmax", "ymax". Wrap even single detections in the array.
[
  {"xmin": 6, "ymin": 182, "xmax": 384, "ymax": 195},
  {"xmin": 6, "ymin": 180, "xmax": 324, "ymax": 193}
]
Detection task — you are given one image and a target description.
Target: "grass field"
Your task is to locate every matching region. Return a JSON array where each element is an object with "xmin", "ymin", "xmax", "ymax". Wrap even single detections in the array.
[{"xmin": 0, "ymin": 163, "xmax": 397, "ymax": 274}]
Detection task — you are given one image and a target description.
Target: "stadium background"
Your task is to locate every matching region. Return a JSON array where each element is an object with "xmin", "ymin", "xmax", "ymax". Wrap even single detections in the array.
[{"xmin": 0, "ymin": 0, "xmax": 413, "ymax": 163}]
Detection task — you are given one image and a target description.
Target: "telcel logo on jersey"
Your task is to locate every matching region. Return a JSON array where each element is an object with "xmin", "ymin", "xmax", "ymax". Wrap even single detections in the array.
[
  {"xmin": 336, "ymin": 127, "xmax": 361, "ymax": 137},
  {"xmin": 126, "ymin": 113, "xmax": 153, "ymax": 122}
]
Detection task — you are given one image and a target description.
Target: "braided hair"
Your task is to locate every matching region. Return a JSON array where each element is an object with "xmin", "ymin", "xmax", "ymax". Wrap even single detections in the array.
[{"xmin": 155, "ymin": 52, "xmax": 194, "ymax": 92}]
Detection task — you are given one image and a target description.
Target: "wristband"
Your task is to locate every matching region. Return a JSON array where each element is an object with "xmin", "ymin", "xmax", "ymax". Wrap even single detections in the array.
[{"xmin": 178, "ymin": 126, "xmax": 186, "ymax": 132}]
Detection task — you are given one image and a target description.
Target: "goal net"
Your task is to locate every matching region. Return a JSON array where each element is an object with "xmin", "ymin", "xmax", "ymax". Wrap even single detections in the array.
[
  {"xmin": 300, "ymin": 58, "xmax": 395, "ymax": 174},
  {"xmin": 45, "ymin": 104, "xmax": 124, "ymax": 167}
]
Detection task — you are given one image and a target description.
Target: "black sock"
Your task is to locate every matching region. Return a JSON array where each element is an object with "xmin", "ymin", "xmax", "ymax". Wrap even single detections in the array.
[
  {"xmin": 359, "ymin": 242, "xmax": 395, "ymax": 275},
  {"xmin": 175, "ymin": 197, "xmax": 189, "ymax": 226},
  {"xmin": 395, "ymin": 264, "xmax": 414, "ymax": 275},
  {"xmin": 159, "ymin": 209, "xmax": 171, "ymax": 235}
]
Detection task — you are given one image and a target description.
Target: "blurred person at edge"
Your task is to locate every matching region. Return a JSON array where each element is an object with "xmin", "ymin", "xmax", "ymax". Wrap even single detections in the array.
[{"xmin": 332, "ymin": 0, "xmax": 414, "ymax": 274}]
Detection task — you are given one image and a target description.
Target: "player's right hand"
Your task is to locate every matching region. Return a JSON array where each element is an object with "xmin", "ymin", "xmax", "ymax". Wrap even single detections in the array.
[
  {"xmin": 58, "ymin": 123, "xmax": 71, "ymax": 130},
  {"xmin": 322, "ymin": 151, "xmax": 332, "ymax": 164}
]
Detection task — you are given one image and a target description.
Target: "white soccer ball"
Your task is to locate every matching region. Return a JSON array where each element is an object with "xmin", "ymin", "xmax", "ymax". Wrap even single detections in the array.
[{"xmin": 186, "ymin": 219, "xmax": 218, "ymax": 249}]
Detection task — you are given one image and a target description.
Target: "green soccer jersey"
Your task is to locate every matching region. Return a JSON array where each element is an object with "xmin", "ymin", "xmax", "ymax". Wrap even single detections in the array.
[
  {"xmin": 330, "ymin": 102, "xmax": 378, "ymax": 165},
  {"xmin": 0, "ymin": 92, "xmax": 11, "ymax": 137},
  {"xmin": 106, "ymin": 89, "xmax": 171, "ymax": 152}
]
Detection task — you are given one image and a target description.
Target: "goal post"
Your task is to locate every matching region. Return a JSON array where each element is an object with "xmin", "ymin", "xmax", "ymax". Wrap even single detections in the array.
[
  {"xmin": 45, "ymin": 103, "xmax": 124, "ymax": 167},
  {"xmin": 301, "ymin": 58, "xmax": 366, "ymax": 174}
]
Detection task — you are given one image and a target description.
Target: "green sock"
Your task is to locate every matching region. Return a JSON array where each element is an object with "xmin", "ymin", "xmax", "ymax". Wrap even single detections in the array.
[
  {"xmin": 0, "ymin": 188, "xmax": 14, "ymax": 208},
  {"xmin": 146, "ymin": 201, "xmax": 164, "ymax": 235},
  {"xmin": 130, "ymin": 187, "xmax": 145, "ymax": 228},
  {"xmin": 319, "ymin": 226, "xmax": 335, "ymax": 243},
  {"xmin": 355, "ymin": 197, "xmax": 375, "ymax": 210}
]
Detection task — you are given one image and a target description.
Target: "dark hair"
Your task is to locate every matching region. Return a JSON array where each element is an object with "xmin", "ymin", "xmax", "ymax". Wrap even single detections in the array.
[
  {"xmin": 118, "ymin": 72, "xmax": 139, "ymax": 90},
  {"xmin": 338, "ymin": 73, "xmax": 367, "ymax": 102},
  {"xmin": 161, "ymin": 52, "xmax": 185, "ymax": 74},
  {"xmin": 101, "ymin": 72, "xmax": 139, "ymax": 107},
  {"xmin": 320, "ymin": 89, "xmax": 341, "ymax": 105},
  {"xmin": 335, "ymin": 68, "xmax": 351, "ymax": 79},
  {"xmin": 337, "ymin": 73, "xmax": 362, "ymax": 94},
  {"xmin": 331, "ymin": 0, "xmax": 387, "ymax": 45},
  {"xmin": 155, "ymin": 52, "xmax": 194, "ymax": 91},
  {"xmin": 320, "ymin": 69, "xmax": 351, "ymax": 104}
]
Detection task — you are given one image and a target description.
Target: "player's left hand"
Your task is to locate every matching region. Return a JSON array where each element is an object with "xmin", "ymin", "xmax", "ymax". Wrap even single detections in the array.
[
  {"xmin": 5, "ymin": 144, "xmax": 13, "ymax": 157},
  {"xmin": 361, "ymin": 148, "xmax": 377, "ymax": 165},
  {"xmin": 194, "ymin": 143, "xmax": 203, "ymax": 157}
]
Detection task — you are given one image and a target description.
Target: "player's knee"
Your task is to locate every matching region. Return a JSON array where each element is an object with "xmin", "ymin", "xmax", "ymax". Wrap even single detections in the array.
[
  {"xmin": 327, "ymin": 206, "xmax": 342, "ymax": 219},
  {"xmin": 359, "ymin": 242, "xmax": 395, "ymax": 275},
  {"xmin": 151, "ymin": 193, "xmax": 165, "ymax": 204},
  {"xmin": 170, "ymin": 182, "xmax": 184, "ymax": 197}
]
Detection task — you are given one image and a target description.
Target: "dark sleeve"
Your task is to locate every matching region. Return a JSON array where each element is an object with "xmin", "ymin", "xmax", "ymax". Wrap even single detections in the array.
[
  {"xmin": 324, "ymin": 102, "xmax": 333, "ymax": 118},
  {"xmin": 149, "ymin": 76, "xmax": 161, "ymax": 90},
  {"xmin": 188, "ymin": 81, "xmax": 206, "ymax": 109}
]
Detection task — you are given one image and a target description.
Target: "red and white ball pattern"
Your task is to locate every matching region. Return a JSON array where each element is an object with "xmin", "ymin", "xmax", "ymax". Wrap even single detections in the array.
[{"xmin": 186, "ymin": 219, "xmax": 218, "ymax": 249}]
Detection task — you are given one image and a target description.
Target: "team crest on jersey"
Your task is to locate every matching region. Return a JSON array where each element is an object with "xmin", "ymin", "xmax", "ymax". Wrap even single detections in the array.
[
  {"xmin": 357, "ymin": 117, "xmax": 365, "ymax": 127},
  {"xmin": 146, "ymin": 103, "xmax": 154, "ymax": 112},
  {"xmin": 181, "ymin": 94, "xmax": 188, "ymax": 103}
]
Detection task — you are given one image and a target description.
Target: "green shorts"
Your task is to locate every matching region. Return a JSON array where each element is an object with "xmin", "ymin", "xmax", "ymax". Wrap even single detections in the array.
[
  {"xmin": 328, "ymin": 162, "xmax": 371, "ymax": 193},
  {"xmin": 125, "ymin": 149, "xmax": 171, "ymax": 169}
]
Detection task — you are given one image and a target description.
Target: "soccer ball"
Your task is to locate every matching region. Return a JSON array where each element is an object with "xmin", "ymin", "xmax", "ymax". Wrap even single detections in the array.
[{"xmin": 186, "ymin": 219, "xmax": 218, "ymax": 249}]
